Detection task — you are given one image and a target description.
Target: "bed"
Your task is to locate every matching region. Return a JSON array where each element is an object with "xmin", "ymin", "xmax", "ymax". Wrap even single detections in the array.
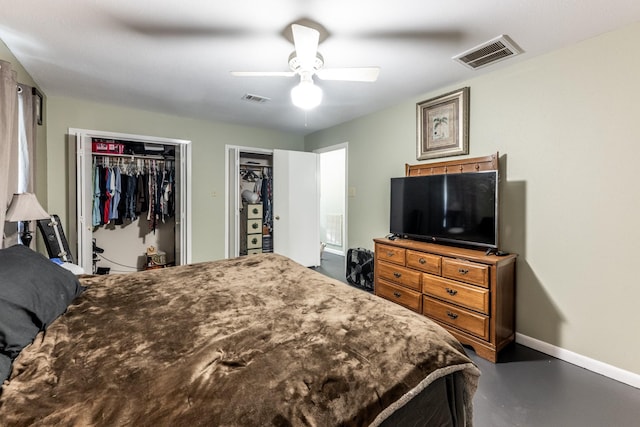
[{"xmin": 0, "ymin": 245, "xmax": 480, "ymax": 426}]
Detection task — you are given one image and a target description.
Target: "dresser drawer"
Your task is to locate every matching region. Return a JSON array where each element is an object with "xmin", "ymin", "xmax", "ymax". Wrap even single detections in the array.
[
  {"xmin": 247, "ymin": 218, "xmax": 262, "ymax": 233},
  {"xmin": 376, "ymin": 243, "xmax": 405, "ymax": 265},
  {"xmin": 406, "ymin": 250, "xmax": 441, "ymax": 275},
  {"xmin": 377, "ymin": 261, "xmax": 421, "ymax": 292},
  {"xmin": 422, "ymin": 275, "xmax": 489, "ymax": 314},
  {"xmin": 442, "ymin": 258, "xmax": 489, "ymax": 288},
  {"xmin": 246, "ymin": 203, "xmax": 263, "ymax": 219},
  {"xmin": 246, "ymin": 234, "xmax": 262, "ymax": 249},
  {"xmin": 377, "ymin": 280, "xmax": 422, "ymax": 313},
  {"xmin": 423, "ymin": 296, "xmax": 489, "ymax": 340}
]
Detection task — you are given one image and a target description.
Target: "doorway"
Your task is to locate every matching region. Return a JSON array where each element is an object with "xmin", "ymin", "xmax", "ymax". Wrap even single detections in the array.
[{"xmin": 315, "ymin": 143, "xmax": 348, "ymax": 256}]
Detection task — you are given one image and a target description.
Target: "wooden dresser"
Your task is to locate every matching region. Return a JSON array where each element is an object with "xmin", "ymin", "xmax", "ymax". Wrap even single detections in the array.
[{"xmin": 374, "ymin": 237, "xmax": 516, "ymax": 362}]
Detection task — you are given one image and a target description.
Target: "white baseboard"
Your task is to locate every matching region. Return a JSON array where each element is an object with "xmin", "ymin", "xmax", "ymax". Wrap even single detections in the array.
[{"xmin": 516, "ymin": 333, "xmax": 640, "ymax": 389}]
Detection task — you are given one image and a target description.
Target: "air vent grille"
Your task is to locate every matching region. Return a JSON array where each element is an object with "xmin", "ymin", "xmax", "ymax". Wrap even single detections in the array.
[
  {"xmin": 242, "ymin": 93, "xmax": 271, "ymax": 103},
  {"xmin": 453, "ymin": 35, "xmax": 522, "ymax": 70}
]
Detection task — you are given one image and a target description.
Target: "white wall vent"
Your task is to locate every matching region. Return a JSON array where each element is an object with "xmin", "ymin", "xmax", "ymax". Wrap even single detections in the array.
[
  {"xmin": 241, "ymin": 93, "xmax": 271, "ymax": 103},
  {"xmin": 453, "ymin": 35, "xmax": 522, "ymax": 70}
]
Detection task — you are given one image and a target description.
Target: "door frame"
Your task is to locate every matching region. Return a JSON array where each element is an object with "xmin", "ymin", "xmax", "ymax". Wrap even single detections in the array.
[
  {"xmin": 314, "ymin": 142, "xmax": 349, "ymax": 256},
  {"xmin": 70, "ymin": 128, "xmax": 192, "ymax": 272},
  {"xmin": 224, "ymin": 145, "xmax": 273, "ymax": 259}
]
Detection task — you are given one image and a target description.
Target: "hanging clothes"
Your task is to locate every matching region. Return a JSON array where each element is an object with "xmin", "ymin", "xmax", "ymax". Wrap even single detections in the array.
[
  {"xmin": 91, "ymin": 156, "xmax": 175, "ymax": 230},
  {"xmin": 109, "ymin": 166, "xmax": 121, "ymax": 221},
  {"xmin": 262, "ymin": 167, "xmax": 273, "ymax": 233},
  {"xmin": 92, "ymin": 163, "xmax": 102, "ymax": 226}
]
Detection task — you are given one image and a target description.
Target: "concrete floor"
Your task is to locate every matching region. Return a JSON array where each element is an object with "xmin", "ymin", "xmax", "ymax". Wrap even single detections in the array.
[
  {"xmin": 315, "ymin": 252, "xmax": 640, "ymax": 427},
  {"xmin": 468, "ymin": 344, "xmax": 640, "ymax": 427}
]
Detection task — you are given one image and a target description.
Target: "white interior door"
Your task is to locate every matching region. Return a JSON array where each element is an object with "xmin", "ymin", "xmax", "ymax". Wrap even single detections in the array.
[{"xmin": 273, "ymin": 149, "xmax": 320, "ymax": 267}]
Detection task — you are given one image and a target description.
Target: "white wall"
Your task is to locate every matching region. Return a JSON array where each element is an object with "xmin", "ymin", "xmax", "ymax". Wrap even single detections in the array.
[
  {"xmin": 305, "ymin": 22, "xmax": 640, "ymax": 375},
  {"xmin": 319, "ymin": 147, "xmax": 346, "ymax": 253}
]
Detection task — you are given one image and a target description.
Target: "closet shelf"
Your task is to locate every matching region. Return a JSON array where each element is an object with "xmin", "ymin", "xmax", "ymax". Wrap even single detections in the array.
[{"xmin": 92, "ymin": 152, "xmax": 174, "ymax": 161}]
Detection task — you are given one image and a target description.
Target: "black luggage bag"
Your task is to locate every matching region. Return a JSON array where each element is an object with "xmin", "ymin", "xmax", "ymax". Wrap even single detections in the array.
[{"xmin": 346, "ymin": 247, "xmax": 374, "ymax": 292}]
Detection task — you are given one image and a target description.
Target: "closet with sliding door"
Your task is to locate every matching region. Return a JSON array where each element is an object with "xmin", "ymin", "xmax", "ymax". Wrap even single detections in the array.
[{"xmin": 71, "ymin": 129, "xmax": 191, "ymax": 274}]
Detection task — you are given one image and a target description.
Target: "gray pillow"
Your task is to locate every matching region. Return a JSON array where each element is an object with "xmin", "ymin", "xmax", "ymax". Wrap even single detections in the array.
[{"xmin": 0, "ymin": 245, "xmax": 84, "ymax": 382}]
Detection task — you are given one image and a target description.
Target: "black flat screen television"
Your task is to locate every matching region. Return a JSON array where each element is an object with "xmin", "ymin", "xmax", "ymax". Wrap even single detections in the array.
[{"xmin": 390, "ymin": 171, "xmax": 498, "ymax": 249}]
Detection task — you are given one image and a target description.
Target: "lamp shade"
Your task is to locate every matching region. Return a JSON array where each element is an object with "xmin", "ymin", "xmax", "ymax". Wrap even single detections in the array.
[
  {"xmin": 5, "ymin": 193, "xmax": 50, "ymax": 222},
  {"xmin": 291, "ymin": 78, "xmax": 322, "ymax": 110}
]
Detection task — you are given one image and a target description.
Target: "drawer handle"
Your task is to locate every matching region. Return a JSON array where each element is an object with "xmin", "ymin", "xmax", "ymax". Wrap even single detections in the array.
[
  {"xmin": 393, "ymin": 272, "xmax": 402, "ymax": 278},
  {"xmin": 393, "ymin": 291, "xmax": 402, "ymax": 298},
  {"xmin": 458, "ymin": 268, "xmax": 469, "ymax": 275},
  {"xmin": 386, "ymin": 251, "xmax": 395, "ymax": 257},
  {"xmin": 446, "ymin": 311, "xmax": 459, "ymax": 320},
  {"xmin": 252, "ymin": 208, "xmax": 259, "ymax": 214},
  {"xmin": 251, "ymin": 238, "xmax": 258, "ymax": 244},
  {"xmin": 419, "ymin": 258, "xmax": 426, "ymax": 264},
  {"xmin": 445, "ymin": 288, "xmax": 458, "ymax": 296},
  {"xmin": 251, "ymin": 223, "xmax": 259, "ymax": 229}
]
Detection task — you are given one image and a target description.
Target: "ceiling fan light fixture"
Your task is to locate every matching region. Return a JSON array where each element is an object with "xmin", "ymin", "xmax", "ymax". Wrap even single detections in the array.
[{"xmin": 291, "ymin": 77, "xmax": 322, "ymax": 110}]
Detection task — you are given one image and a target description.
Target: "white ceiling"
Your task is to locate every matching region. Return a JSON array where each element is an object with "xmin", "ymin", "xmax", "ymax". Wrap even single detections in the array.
[{"xmin": 2, "ymin": 1, "xmax": 640, "ymax": 135}]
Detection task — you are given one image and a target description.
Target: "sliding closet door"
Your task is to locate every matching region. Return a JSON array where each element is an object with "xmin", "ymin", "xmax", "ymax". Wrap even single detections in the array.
[{"xmin": 272, "ymin": 149, "xmax": 320, "ymax": 267}]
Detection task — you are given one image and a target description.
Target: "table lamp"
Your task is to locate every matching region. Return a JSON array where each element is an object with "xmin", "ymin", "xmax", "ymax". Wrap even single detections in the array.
[{"xmin": 5, "ymin": 193, "xmax": 50, "ymax": 247}]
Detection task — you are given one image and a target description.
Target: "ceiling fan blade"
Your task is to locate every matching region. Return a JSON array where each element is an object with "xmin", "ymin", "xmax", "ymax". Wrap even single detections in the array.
[
  {"xmin": 316, "ymin": 67, "xmax": 380, "ymax": 82},
  {"xmin": 231, "ymin": 71, "xmax": 296, "ymax": 77},
  {"xmin": 291, "ymin": 24, "xmax": 319, "ymax": 71}
]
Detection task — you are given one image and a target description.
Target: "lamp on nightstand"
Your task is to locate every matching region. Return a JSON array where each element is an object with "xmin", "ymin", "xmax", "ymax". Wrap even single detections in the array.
[{"xmin": 5, "ymin": 193, "xmax": 50, "ymax": 247}]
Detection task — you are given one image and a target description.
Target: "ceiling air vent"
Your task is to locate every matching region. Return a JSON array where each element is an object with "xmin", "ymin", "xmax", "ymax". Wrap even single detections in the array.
[
  {"xmin": 241, "ymin": 93, "xmax": 271, "ymax": 104},
  {"xmin": 453, "ymin": 35, "xmax": 522, "ymax": 70}
]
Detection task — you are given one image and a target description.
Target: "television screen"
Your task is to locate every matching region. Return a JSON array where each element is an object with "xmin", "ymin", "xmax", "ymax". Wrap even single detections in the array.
[{"xmin": 390, "ymin": 171, "xmax": 498, "ymax": 249}]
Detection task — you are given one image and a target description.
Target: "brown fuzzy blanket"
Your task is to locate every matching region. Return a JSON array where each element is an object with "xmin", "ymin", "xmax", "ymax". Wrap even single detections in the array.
[{"xmin": 0, "ymin": 253, "xmax": 479, "ymax": 426}]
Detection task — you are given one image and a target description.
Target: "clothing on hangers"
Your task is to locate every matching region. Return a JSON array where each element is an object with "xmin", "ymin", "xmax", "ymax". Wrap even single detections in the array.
[{"xmin": 91, "ymin": 156, "xmax": 175, "ymax": 229}]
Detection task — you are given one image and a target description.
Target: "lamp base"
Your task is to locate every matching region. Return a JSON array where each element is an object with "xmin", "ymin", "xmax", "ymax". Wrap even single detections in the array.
[{"xmin": 21, "ymin": 221, "xmax": 33, "ymax": 247}]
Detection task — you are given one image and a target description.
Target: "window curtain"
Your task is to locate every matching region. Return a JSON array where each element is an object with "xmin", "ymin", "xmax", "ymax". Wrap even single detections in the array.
[
  {"xmin": 17, "ymin": 83, "xmax": 37, "ymax": 194},
  {"xmin": 1, "ymin": 60, "xmax": 19, "ymax": 248},
  {"xmin": 0, "ymin": 60, "xmax": 39, "ymax": 248}
]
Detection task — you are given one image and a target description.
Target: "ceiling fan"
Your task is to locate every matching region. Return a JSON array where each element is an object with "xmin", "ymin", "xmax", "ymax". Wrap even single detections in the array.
[{"xmin": 231, "ymin": 24, "xmax": 380, "ymax": 110}]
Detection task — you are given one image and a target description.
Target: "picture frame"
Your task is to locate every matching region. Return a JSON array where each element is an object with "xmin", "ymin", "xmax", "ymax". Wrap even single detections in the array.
[
  {"xmin": 32, "ymin": 87, "xmax": 43, "ymax": 126},
  {"xmin": 416, "ymin": 87, "xmax": 469, "ymax": 160}
]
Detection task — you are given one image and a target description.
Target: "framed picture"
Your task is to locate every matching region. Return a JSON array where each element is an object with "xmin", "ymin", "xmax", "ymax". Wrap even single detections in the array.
[
  {"xmin": 32, "ymin": 87, "xmax": 43, "ymax": 126},
  {"xmin": 416, "ymin": 87, "xmax": 469, "ymax": 160}
]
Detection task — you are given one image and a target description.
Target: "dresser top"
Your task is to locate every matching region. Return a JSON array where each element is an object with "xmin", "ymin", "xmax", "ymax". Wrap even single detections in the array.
[{"xmin": 374, "ymin": 237, "xmax": 517, "ymax": 266}]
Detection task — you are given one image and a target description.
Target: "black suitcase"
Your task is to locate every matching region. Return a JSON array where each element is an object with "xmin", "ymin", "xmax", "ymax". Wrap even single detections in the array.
[
  {"xmin": 346, "ymin": 248, "xmax": 374, "ymax": 292},
  {"xmin": 37, "ymin": 214, "xmax": 74, "ymax": 264}
]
